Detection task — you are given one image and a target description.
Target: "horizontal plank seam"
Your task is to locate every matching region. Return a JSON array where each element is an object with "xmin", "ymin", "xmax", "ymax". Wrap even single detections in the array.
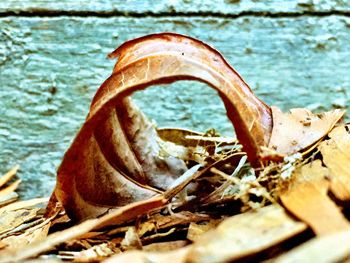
[{"xmin": 1, "ymin": 10, "xmax": 350, "ymax": 18}]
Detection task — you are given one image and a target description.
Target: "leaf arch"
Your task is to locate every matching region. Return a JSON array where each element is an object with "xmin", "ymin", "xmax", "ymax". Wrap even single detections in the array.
[{"xmin": 54, "ymin": 33, "xmax": 273, "ymax": 221}]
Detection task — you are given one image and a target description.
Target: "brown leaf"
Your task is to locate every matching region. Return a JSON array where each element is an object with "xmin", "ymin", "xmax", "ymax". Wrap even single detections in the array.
[
  {"xmin": 52, "ymin": 97, "xmax": 187, "ymax": 221},
  {"xmin": 50, "ymin": 33, "xmax": 272, "ymax": 221},
  {"xmin": 267, "ymin": 107, "xmax": 344, "ymax": 157},
  {"xmin": 319, "ymin": 124, "xmax": 350, "ymax": 201},
  {"xmin": 3, "ymin": 157, "xmax": 240, "ymax": 262},
  {"xmin": 49, "ymin": 33, "xmax": 344, "ymax": 223},
  {"xmin": 280, "ymin": 160, "xmax": 350, "ymax": 235},
  {"xmin": 107, "ymin": 33, "xmax": 272, "ymax": 163}
]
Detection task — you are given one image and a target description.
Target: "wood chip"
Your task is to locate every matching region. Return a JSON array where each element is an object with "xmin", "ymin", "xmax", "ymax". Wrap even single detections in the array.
[
  {"xmin": 0, "ymin": 166, "xmax": 19, "ymax": 188},
  {"xmin": 274, "ymin": 230, "xmax": 350, "ymax": 263},
  {"xmin": 1, "ymin": 218, "xmax": 50, "ymax": 250},
  {"xmin": 0, "ymin": 218, "xmax": 45, "ymax": 238},
  {"xmin": 0, "ymin": 197, "xmax": 49, "ymax": 214},
  {"xmin": 142, "ymin": 228, "xmax": 177, "ymax": 243},
  {"xmin": 185, "ymin": 204, "xmax": 306, "ymax": 263},
  {"xmin": 137, "ymin": 211, "xmax": 209, "ymax": 238},
  {"xmin": 0, "ymin": 217, "xmax": 100, "ymax": 263},
  {"xmin": 0, "ymin": 195, "xmax": 166, "ymax": 262},
  {"xmin": 280, "ymin": 160, "xmax": 350, "ymax": 235},
  {"xmin": 143, "ymin": 240, "xmax": 188, "ymax": 252},
  {"xmin": 73, "ymin": 242, "xmax": 119, "ymax": 261},
  {"xmin": 0, "ymin": 192, "xmax": 18, "ymax": 208},
  {"xmin": 319, "ymin": 124, "xmax": 350, "ymax": 201},
  {"xmin": 0, "ymin": 180, "xmax": 21, "ymax": 197},
  {"xmin": 187, "ymin": 220, "xmax": 221, "ymax": 242},
  {"xmin": 0, "ymin": 208, "xmax": 40, "ymax": 236}
]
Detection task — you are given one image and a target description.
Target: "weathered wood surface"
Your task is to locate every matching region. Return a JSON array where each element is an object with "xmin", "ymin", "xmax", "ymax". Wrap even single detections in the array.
[
  {"xmin": 0, "ymin": 10, "xmax": 350, "ymax": 198},
  {"xmin": 1, "ymin": 0, "xmax": 350, "ymax": 14}
]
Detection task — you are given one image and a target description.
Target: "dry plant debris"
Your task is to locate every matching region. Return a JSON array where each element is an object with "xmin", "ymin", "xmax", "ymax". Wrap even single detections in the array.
[
  {"xmin": 319, "ymin": 124, "xmax": 350, "ymax": 201},
  {"xmin": 0, "ymin": 166, "xmax": 20, "ymax": 207},
  {"xmin": 1, "ymin": 33, "xmax": 350, "ymax": 262}
]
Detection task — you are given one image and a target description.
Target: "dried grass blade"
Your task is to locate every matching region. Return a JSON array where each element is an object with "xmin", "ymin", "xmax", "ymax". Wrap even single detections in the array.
[
  {"xmin": 0, "ymin": 166, "xmax": 19, "ymax": 188},
  {"xmin": 0, "ymin": 180, "xmax": 21, "ymax": 197}
]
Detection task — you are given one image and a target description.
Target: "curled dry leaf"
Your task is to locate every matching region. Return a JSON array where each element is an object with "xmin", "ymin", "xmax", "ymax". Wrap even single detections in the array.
[
  {"xmin": 49, "ymin": 33, "xmax": 272, "ymax": 221},
  {"xmin": 47, "ymin": 32, "xmax": 343, "ymax": 222}
]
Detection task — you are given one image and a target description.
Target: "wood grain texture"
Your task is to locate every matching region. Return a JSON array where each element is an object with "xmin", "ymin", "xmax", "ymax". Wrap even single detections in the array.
[
  {"xmin": 0, "ymin": 15, "xmax": 349, "ymax": 198},
  {"xmin": 274, "ymin": 230, "xmax": 350, "ymax": 263},
  {"xmin": 1, "ymin": 0, "xmax": 350, "ymax": 14}
]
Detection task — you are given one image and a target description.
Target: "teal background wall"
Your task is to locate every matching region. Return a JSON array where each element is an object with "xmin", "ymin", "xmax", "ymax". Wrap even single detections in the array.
[{"xmin": 0, "ymin": 0, "xmax": 349, "ymax": 198}]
